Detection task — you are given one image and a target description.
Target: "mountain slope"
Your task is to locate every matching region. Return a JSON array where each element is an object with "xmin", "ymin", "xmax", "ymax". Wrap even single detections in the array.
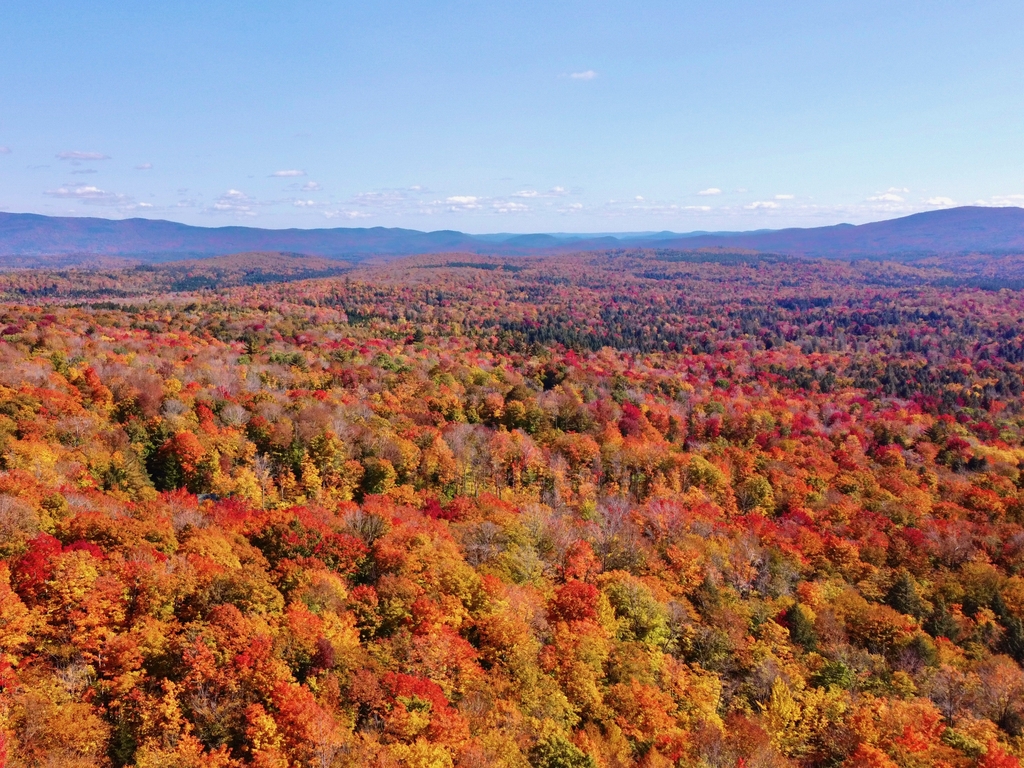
[
  {"xmin": 0, "ymin": 205, "xmax": 1022, "ymax": 263},
  {"xmin": 654, "ymin": 206, "xmax": 1024, "ymax": 255},
  {"xmin": 0, "ymin": 213, "xmax": 485, "ymax": 260}
]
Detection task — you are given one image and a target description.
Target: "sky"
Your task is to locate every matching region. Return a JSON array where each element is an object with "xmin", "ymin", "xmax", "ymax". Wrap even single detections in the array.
[{"xmin": 1, "ymin": 1, "xmax": 1023, "ymax": 234}]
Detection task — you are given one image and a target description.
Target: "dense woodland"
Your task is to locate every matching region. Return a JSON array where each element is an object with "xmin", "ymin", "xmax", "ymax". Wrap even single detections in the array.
[{"xmin": 0, "ymin": 250, "xmax": 1024, "ymax": 767}]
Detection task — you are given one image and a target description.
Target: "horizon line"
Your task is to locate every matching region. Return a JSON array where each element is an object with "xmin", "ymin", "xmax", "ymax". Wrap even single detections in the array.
[{"xmin": 2, "ymin": 204, "xmax": 1019, "ymax": 240}]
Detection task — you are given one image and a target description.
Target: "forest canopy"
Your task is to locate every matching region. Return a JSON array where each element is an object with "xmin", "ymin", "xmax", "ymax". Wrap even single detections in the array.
[{"xmin": 0, "ymin": 249, "xmax": 1023, "ymax": 767}]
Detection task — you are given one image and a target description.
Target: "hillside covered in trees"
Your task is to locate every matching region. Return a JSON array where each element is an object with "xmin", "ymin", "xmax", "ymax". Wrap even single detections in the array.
[
  {"xmin": 2, "ymin": 206, "xmax": 1024, "ymax": 264},
  {"xmin": 1, "ymin": 250, "xmax": 1024, "ymax": 767}
]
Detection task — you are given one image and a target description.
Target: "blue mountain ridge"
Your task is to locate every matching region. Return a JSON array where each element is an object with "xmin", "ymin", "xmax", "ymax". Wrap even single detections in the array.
[{"xmin": 0, "ymin": 206, "xmax": 1021, "ymax": 264}]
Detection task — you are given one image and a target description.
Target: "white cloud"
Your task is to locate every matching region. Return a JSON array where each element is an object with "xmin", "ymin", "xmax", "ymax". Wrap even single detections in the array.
[
  {"xmin": 329, "ymin": 185, "xmax": 566, "ymax": 218},
  {"xmin": 209, "ymin": 189, "xmax": 257, "ymax": 215},
  {"xmin": 925, "ymin": 196, "xmax": 956, "ymax": 206},
  {"xmin": 570, "ymin": 70, "xmax": 597, "ymax": 80},
  {"xmin": 775, "ymin": 194, "xmax": 794, "ymax": 200},
  {"xmin": 44, "ymin": 184, "xmax": 129, "ymax": 206},
  {"xmin": 324, "ymin": 209, "xmax": 371, "ymax": 220},
  {"xmin": 343, "ymin": 188, "xmax": 437, "ymax": 215},
  {"xmin": 293, "ymin": 200, "xmax": 318, "ymax": 207},
  {"xmin": 698, "ymin": 187, "xmax": 721, "ymax": 196},
  {"xmin": 301, "ymin": 181, "xmax": 322, "ymax": 191},
  {"xmin": 135, "ymin": 163, "xmax": 153, "ymax": 170},
  {"xmin": 867, "ymin": 193, "xmax": 904, "ymax": 203},
  {"xmin": 607, "ymin": 197, "xmax": 720, "ymax": 216},
  {"xmin": 512, "ymin": 186, "xmax": 568, "ymax": 199},
  {"xmin": 745, "ymin": 201, "xmax": 779, "ymax": 210},
  {"xmin": 493, "ymin": 201, "xmax": 530, "ymax": 213},
  {"xmin": 976, "ymin": 194, "xmax": 1024, "ymax": 207},
  {"xmin": 446, "ymin": 195, "xmax": 481, "ymax": 210},
  {"xmin": 57, "ymin": 151, "xmax": 109, "ymax": 161},
  {"xmin": 353, "ymin": 190, "xmax": 410, "ymax": 206},
  {"xmin": 887, "ymin": 187, "xmax": 910, "ymax": 193},
  {"xmin": 46, "ymin": 185, "xmax": 107, "ymax": 198},
  {"xmin": 272, "ymin": 169, "xmax": 306, "ymax": 177},
  {"xmin": 0, "ymin": 146, "xmax": 10, "ymax": 155}
]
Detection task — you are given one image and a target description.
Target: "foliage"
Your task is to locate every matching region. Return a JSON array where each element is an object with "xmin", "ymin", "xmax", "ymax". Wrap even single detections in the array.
[{"xmin": 0, "ymin": 251, "xmax": 1021, "ymax": 765}]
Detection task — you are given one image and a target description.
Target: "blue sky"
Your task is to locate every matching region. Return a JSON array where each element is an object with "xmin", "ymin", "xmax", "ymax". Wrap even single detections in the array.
[{"xmin": 1, "ymin": 1, "xmax": 1022, "ymax": 232}]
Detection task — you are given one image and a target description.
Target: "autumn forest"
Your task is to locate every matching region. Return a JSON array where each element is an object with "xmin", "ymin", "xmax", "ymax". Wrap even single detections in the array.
[{"xmin": 1, "ymin": 248, "xmax": 1024, "ymax": 768}]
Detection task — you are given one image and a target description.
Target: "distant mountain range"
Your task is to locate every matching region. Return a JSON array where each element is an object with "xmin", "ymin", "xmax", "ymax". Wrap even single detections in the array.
[
  {"xmin": 657, "ymin": 206, "xmax": 1024, "ymax": 256},
  {"xmin": 0, "ymin": 205, "xmax": 1022, "ymax": 265}
]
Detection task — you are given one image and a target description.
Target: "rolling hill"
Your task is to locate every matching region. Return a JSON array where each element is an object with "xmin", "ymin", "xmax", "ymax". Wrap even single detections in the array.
[
  {"xmin": 0, "ymin": 205, "xmax": 1022, "ymax": 264},
  {"xmin": 655, "ymin": 206, "xmax": 1024, "ymax": 256}
]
